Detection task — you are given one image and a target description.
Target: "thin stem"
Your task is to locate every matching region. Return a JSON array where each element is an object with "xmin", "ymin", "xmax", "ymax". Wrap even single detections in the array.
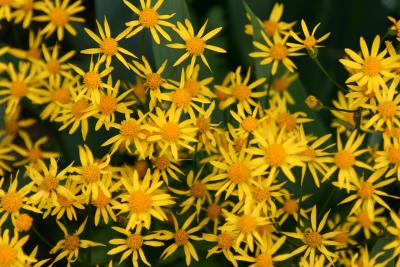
[
  {"xmin": 312, "ymin": 57, "xmax": 347, "ymax": 93},
  {"xmin": 32, "ymin": 225, "xmax": 53, "ymax": 248},
  {"xmin": 317, "ymin": 187, "xmax": 337, "ymax": 221},
  {"xmin": 193, "ymin": 133, "xmax": 199, "ymax": 174}
]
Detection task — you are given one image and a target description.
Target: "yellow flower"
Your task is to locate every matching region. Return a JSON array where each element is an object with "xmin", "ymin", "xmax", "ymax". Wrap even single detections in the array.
[
  {"xmin": 276, "ymin": 192, "xmax": 310, "ymax": 227},
  {"xmin": 152, "ymin": 152, "xmax": 183, "ymax": 184},
  {"xmin": 11, "ymin": 0, "xmax": 41, "ymax": 28},
  {"xmin": 0, "ymin": 229, "xmax": 36, "ymax": 266},
  {"xmin": 0, "ymin": 106, "xmax": 36, "ymax": 145},
  {"xmin": 351, "ymin": 246, "xmax": 387, "ymax": 267},
  {"xmin": 8, "ymin": 30, "xmax": 43, "ymax": 60},
  {"xmin": 123, "ymin": 0, "xmax": 175, "ymax": 44},
  {"xmin": 268, "ymin": 71, "xmax": 298, "ymax": 105},
  {"xmin": 114, "ymin": 169, "xmax": 174, "ymax": 229},
  {"xmin": 108, "ymin": 225, "xmax": 164, "ymax": 266},
  {"xmin": 50, "ymin": 218, "xmax": 103, "ymax": 266},
  {"xmin": 250, "ymin": 32, "xmax": 303, "ymax": 75},
  {"xmin": 203, "ymin": 194, "xmax": 233, "ymax": 234},
  {"xmin": 203, "ymin": 231, "xmax": 239, "ymax": 267},
  {"xmin": 167, "ymin": 19, "xmax": 226, "ymax": 74},
  {"xmin": 217, "ymin": 66, "xmax": 266, "ymax": 114},
  {"xmin": 34, "ymin": 0, "xmax": 85, "ymax": 41},
  {"xmin": 375, "ymin": 135, "xmax": 400, "ymax": 180},
  {"xmin": 339, "ymin": 35, "xmax": 400, "ymax": 94},
  {"xmin": 158, "ymin": 212, "xmax": 207, "ymax": 266},
  {"xmin": 40, "ymin": 43, "xmax": 75, "ymax": 82},
  {"xmin": 348, "ymin": 207, "xmax": 386, "ymax": 239},
  {"xmin": 284, "ymin": 206, "xmax": 340, "ymax": 263},
  {"xmin": 178, "ymin": 64, "xmax": 215, "ymax": 99},
  {"xmin": 289, "ymin": 20, "xmax": 331, "ymax": 51},
  {"xmin": 82, "ymin": 17, "xmax": 136, "ymax": 68},
  {"xmin": 0, "ymin": 0, "xmax": 16, "ymax": 21}
]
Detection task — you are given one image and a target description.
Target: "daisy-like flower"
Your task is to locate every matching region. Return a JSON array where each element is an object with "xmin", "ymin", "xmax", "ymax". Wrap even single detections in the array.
[
  {"xmin": 217, "ymin": 66, "xmax": 266, "ymax": 114},
  {"xmin": 339, "ymin": 35, "xmax": 400, "ymax": 94},
  {"xmin": 178, "ymin": 64, "xmax": 215, "ymax": 99},
  {"xmin": 27, "ymin": 158, "xmax": 74, "ymax": 209},
  {"xmin": 123, "ymin": 0, "xmax": 175, "ymax": 44},
  {"xmin": 108, "ymin": 225, "xmax": 164, "ymax": 267},
  {"xmin": 102, "ymin": 111, "xmax": 148, "ymax": 156},
  {"xmin": 34, "ymin": 0, "xmax": 85, "ymax": 41},
  {"xmin": 114, "ymin": 169, "xmax": 174, "ymax": 229},
  {"xmin": 335, "ymin": 168, "xmax": 397, "ymax": 215},
  {"xmin": 82, "ymin": 18, "xmax": 136, "ymax": 68},
  {"xmin": 11, "ymin": 132, "xmax": 59, "ymax": 167},
  {"xmin": 0, "ymin": 107, "xmax": 36, "ymax": 145},
  {"xmin": 348, "ymin": 206, "xmax": 386, "ymax": 239},
  {"xmin": 203, "ymin": 195, "xmax": 234, "ymax": 234},
  {"xmin": 268, "ymin": 71, "xmax": 298, "ymax": 105},
  {"xmin": 50, "ymin": 218, "xmax": 103, "ymax": 266},
  {"xmin": 363, "ymin": 78, "xmax": 400, "ymax": 131},
  {"xmin": 40, "ymin": 44, "xmax": 75, "ymax": 82},
  {"xmin": 220, "ymin": 203, "xmax": 268, "ymax": 252},
  {"xmin": 146, "ymin": 107, "xmax": 197, "ymax": 159},
  {"xmin": 284, "ymin": 206, "xmax": 340, "ymax": 263},
  {"xmin": 276, "ymin": 192, "xmax": 310, "ymax": 227},
  {"xmin": 12, "ymin": 0, "xmax": 41, "ymax": 28},
  {"xmin": 250, "ymin": 31, "xmax": 303, "ymax": 75},
  {"xmin": 167, "ymin": 19, "xmax": 227, "ymax": 74},
  {"xmin": 129, "ymin": 56, "xmax": 168, "ymax": 110},
  {"xmin": 73, "ymin": 145, "xmax": 111, "ymax": 201},
  {"xmin": 206, "ymin": 144, "xmax": 264, "ymax": 201},
  {"xmin": 203, "ymin": 231, "xmax": 239, "ymax": 267},
  {"xmin": 0, "ymin": 229, "xmax": 36, "ymax": 266},
  {"xmin": 288, "ymin": 20, "xmax": 331, "ymax": 52},
  {"xmin": 244, "ymin": 3, "xmax": 295, "ymax": 36},
  {"xmin": 0, "ymin": 174, "xmax": 40, "ymax": 225},
  {"xmin": 323, "ymin": 131, "xmax": 372, "ymax": 190},
  {"xmin": 158, "ymin": 213, "xmax": 207, "ymax": 266},
  {"xmin": 375, "ymin": 135, "xmax": 400, "ymax": 180},
  {"xmin": 152, "ymin": 152, "xmax": 183, "ymax": 184}
]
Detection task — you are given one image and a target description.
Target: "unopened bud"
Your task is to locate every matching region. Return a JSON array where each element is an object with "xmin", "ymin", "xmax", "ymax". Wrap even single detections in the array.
[{"xmin": 305, "ymin": 95, "xmax": 323, "ymax": 110}]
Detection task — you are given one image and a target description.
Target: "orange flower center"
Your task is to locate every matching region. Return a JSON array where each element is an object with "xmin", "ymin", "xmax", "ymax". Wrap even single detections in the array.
[
  {"xmin": 10, "ymin": 81, "xmax": 28, "ymax": 97},
  {"xmin": 283, "ymin": 199, "xmax": 298, "ymax": 214},
  {"xmin": 91, "ymin": 190, "xmax": 110, "ymax": 208},
  {"xmin": 191, "ymin": 181, "xmax": 207, "ymax": 198},
  {"xmin": 133, "ymin": 83, "xmax": 146, "ymax": 99},
  {"xmin": 228, "ymin": 162, "xmax": 251, "ymax": 184},
  {"xmin": 264, "ymin": 143, "xmax": 286, "ymax": 166},
  {"xmin": 171, "ymin": 88, "xmax": 192, "ymax": 108},
  {"xmin": 15, "ymin": 213, "xmax": 33, "ymax": 231},
  {"xmin": 256, "ymin": 252, "xmax": 273, "ymax": 267},
  {"xmin": 82, "ymin": 165, "xmax": 101, "ymax": 183},
  {"xmin": 237, "ymin": 215, "xmax": 257, "ymax": 234},
  {"xmin": 134, "ymin": 160, "xmax": 148, "ymax": 177},
  {"xmin": 242, "ymin": 116, "xmax": 258, "ymax": 132},
  {"xmin": 363, "ymin": 57, "xmax": 381, "ymax": 76},
  {"xmin": 197, "ymin": 116, "xmax": 210, "ymax": 133},
  {"xmin": 84, "ymin": 71, "xmax": 101, "ymax": 90},
  {"xmin": 58, "ymin": 195, "xmax": 73, "ymax": 207},
  {"xmin": 217, "ymin": 233, "xmax": 234, "ymax": 249},
  {"xmin": 0, "ymin": 0, "xmax": 13, "ymax": 5},
  {"xmin": 207, "ymin": 203, "xmax": 221, "ymax": 219},
  {"xmin": 301, "ymin": 146, "xmax": 316, "ymax": 160},
  {"xmin": 50, "ymin": 7, "xmax": 69, "ymax": 26},
  {"xmin": 161, "ymin": 122, "xmax": 180, "ymax": 142},
  {"xmin": 278, "ymin": 112, "xmax": 296, "ymax": 131},
  {"xmin": 47, "ymin": 59, "xmax": 60, "ymax": 74},
  {"xmin": 2, "ymin": 192, "xmax": 22, "ymax": 213},
  {"xmin": 0, "ymin": 245, "xmax": 17, "ymax": 266},
  {"xmin": 145, "ymin": 73, "xmax": 162, "ymax": 91},
  {"xmin": 129, "ymin": 191, "xmax": 152, "ymax": 213},
  {"xmin": 27, "ymin": 48, "xmax": 41, "ymax": 59},
  {"xmin": 21, "ymin": 0, "xmax": 33, "ymax": 11},
  {"xmin": 304, "ymin": 36, "xmax": 317, "ymax": 48},
  {"xmin": 5, "ymin": 120, "xmax": 18, "ymax": 134},
  {"xmin": 39, "ymin": 175, "xmax": 58, "ymax": 191},
  {"xmin": 184, "ymin": 79, "xmax": 200, "ymax": 97},
  {"xmin": 99, "ymin": 94, "xmax": 117, "ymax": 114},
  {"xmin": 101, "ymin": 38, "xmax": 118, "ymax": 56},
  {"xmin": 232, "ymin": 84, "xmax": 251, "ymax": 102},
  {"xmin": 378, "ymin": 101, "xmax": 397, "ymax": 118},
  {"xmin": 357, "ymin": 182, "xmax": 374, "ymax": 199},
  {"xmin": 334, "ymin": 150, "xmax": 355, "ymax": 169},
  {"xmin": 174, "ymin": 229, "xmax": 189, "ymax": 246},
  {"xmin": 263, "ymin": 20, "xmax": 277, "ymax": 36},
  {"xmin": 127, "ymin": 234, "xmax": 143, "ymax": 250},
  {"xmin": 272, "ymin": 78, "xmax": 289, "ymax": 92},
  {"xmin": 120, "ymin": 119, "xmax": 140, "ymax": 139},
  {"xmin": 139, "ymin": 8, "xmax": 159, "ymax": 27},
  {"xmin": 186, "ymin": 37, "xmax": 205, "ymax": 56},
  {"xmin": 64, "ymin": 234, "xmax": 80, "ymax": 251},
  {"xmin": 388, "ymin": 147, "xmax": 400, "ymax": 165},
  {"xmin": 303, "ymin": 230, "xmax": 322, "ymax": 248},
  {"xmin": 357, "ymin": 212, "xmax": 372, "ymax": 227},
  {"xmin": 154, "ymin": 156, "xmax": 170, "ymax": 170},
  {"xmin": 333, "ymin": 231, "xmax": 349, "ymax": 244},
  {"xmin": 51, "ymin": 88, "xmax": 70, "ymax": 104},
  {"xmin": 72, "ymin": 100, "xmax": 90, "ymax": 119},
  {"xmin": 270, "ymin": 43, "xmax": 287, "ymax": 60},
  {"xmin": 27, "ymin": 149, "xmax": 42, "ymax": 162},
  {"xmin": 254, "ymin": 188, "xmax": 270, "ymax": 202}
]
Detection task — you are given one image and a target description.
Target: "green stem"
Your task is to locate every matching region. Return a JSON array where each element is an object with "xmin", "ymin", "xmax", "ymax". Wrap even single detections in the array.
[
  {"xmin": 317, "ymin": 187, "xmax": 337, "ymax": 221},
  {"xmin": 193, "ymin": 133, "xmax": 199, "ymax": 174},
  {"xmin": 312, "ymin": 57, "xmax": 347, "ymax": 93},
  {"xmin": 32, "ymin": 225, "xmax": 53, "ymax": 248}
]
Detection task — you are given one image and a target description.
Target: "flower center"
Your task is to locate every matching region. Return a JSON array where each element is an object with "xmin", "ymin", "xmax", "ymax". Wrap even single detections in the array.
[
  {"xmin": 334, "ymin": 150, "xmax": 355, "ymax": 169},
  {"xmin": 2, "ymin": 192, "xmax": 23, "ymax": 213},
  {"xmin": 91, "ymin": 190, "xmax": 109, "ymax": 208},
  {"xmin": 278, "ymin": 112, "xmax": 296, "ymax": 131},
  {"xmin": 283, "ymin": 199, "xmax": 298, "ymax": 214},
  {"xmin": 82, "ymin": 165, "xmax": 101, "ymax": 183},
  {"xmin": 242, "ymin": 116, "xmax": 258, "ymax": 132},
  {"xmin": 254, "ymin": 188, "xmax": 270, "ymax": 202},
  {"xmin": 191, "ymin": 181, "xmax": 207, "ymax": 198},
  {"xmin": 357, "ymin": 212, "xmax": 372, "ymax": 227},
  {"xmin": 237, "ymin": 215, "xmax": 257, "ymax": 234},
  {"xmin": 207, "ymin": 203, "xmax": 221, "ymax": 219},
  {"xmin": 101, "ymin": 38, "xmax": 118, "ymax": 55},
  {"xmin": 161, "ymin": 122, "xmax": 180, "ymax": 142},
  {"xmin": 139, "ymin": 8, "xmax": 159, "ymax": 27},
  {"xmin": 0, "ymin": 245, "xmax": 17, "ymax": 266},
  {"xmin": 357, "ymin": 182, "xmax": 374, "ymax": 199},
  {"xmin": 197, "ymin": 117, "xmax": 210, "ymax": 133},
  {"xmin": 145, "ymin": 73, "xmax": 162, "ymax": 91},
  {"xmin": 27, "ymin": 149, "xmax": 42, "ymax": 162},
  {"xmin": 50, "ymin": 7, "xmax": 69, "ymax": 26},
  {"xmin": 47, "ymin": 59, "xmax": 60, "ymax": 74},
  {"xmin": 174, "ymin": 229, "xmax": 189, "ymax": 246},
  {"xmin": 84, "ymin": 71, "xmax": 101, "ymax": 90},
  {"xmin": 39, "ymin": 175, "xmax": 58, "ymax": 191},
  {"xmin": 264, "ymin": 143, "xmax": 287, "ymax": 166},
  {"xmin": 272, "ymin": 78, "xmax": 289, "ymax": 92},
  {"xmin": 120, "ymin": 120, "xmax": 140, "ymax": 139},
  {"xmin": 256, "ymin": 252, "xmax": 273, "ymax": 267},
  {"xmin": 154, "ymin": 156, "xmax": 170, "ymax": 170},
  {"xmin": 186, "ymin": 37, "xmax": 205, "ymax": 56},
  {"xmin": 127, "ymin": 234, "xmax": 143, "ymax": 250},
  {"xmin": 134, "ymin": 160, "xmax": 148, "ymax": 176},
  {"xmin": 58, "ymin": 195, "xmax": 73, "ymax": 207},
  {"xmin": 184, "ymin": 79, "xmax": 200, "ymax": 97},
  {"xmin": 27, "ymin": 48, "xmax": 41, "ymax": 59},
  {"xmin": 0, "ymin": 0, "xmax": 13, "ymax": 5},
  {"xmin": 363, "ymin": 57, "xmax": 381, "ymax": 76},
  {"xmin": 51, "ymin": 88, "xmax": 70, "ymax": 104},
  {"xmin": 303, "ymin": 231, "xmax": 322, "ymax": 248},
  {"xmin": 64, "ymin": 234, "xmax": 80, "ymax": 251},
  {"xmin": 5, "ymin": 121, "xmax": 18, "ymax": 134},
  {"xmin": 301, "ymin": 146, "xmax": 316, "ymax": 160},
  {"xmin": 232, "ymin": 84, "xmax": 251, "ymax": 102},
  {"xmin": 270, "ymin": 43, "xmax": 287, "ymax": 60},
  {"xmin": 10, "ymin": 81, "xmax": 28, "ymax": 97},
  {"xmin": 304, "ymin": 36, "xmax": 317, "ymax": 48},
  {"xmin": 72, "ymin": 100, "xmax": 90, "ymax": 119},
  {"xmin": 378, "ymin": 101, "xmax": 397, "ymax": 118},
  {"xmin": 234, "ymin": 138, "xmax": 246, "ymax": 151},
  {"xmin": 388, "ymin": 147, "xmax": 400, "ymax": 165},
  {"xmin": 14, "ymin": 213, "xmax": 33, "ymax": 232},
  {"xmin": 263, "ymin": 20, "xmax": 277, "ymax": 35},
  {"xmin": 99, "ymin": 95, "xmax": 117, "ymax": 114},
  {"xmin": 333, "ymin": 231, "xmax": 349, "ymax": 244},
  {"xmin": 228, "ymin": 162, "xmax": 251, "ymax": 184},
  {"xmin": 217, "ymin": 233, "xmax": 234, "ymax": 249},
  {"xmin": 128, "ymin": 191, "xmax": 152, "ymax": 213},
  {"xmin": 171, "ymin": 88, "xmax": 192, "ymax": 108},
  {"xmin": 21, "ymin": 0, "xmax": 33, "ymax": 11}
]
